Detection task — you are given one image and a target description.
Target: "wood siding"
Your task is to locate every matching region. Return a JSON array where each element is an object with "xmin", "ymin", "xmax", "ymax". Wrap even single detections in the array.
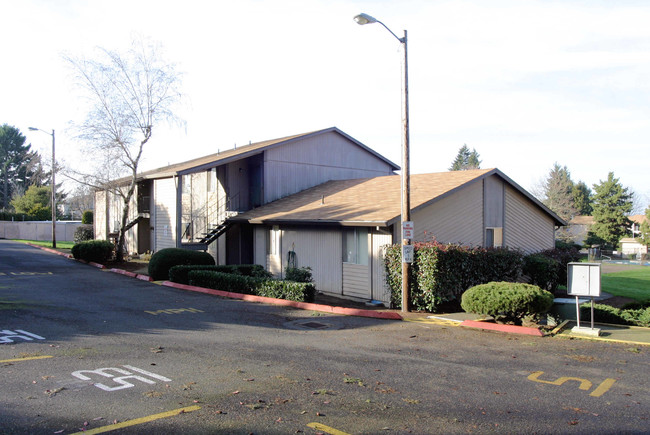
[
  {"xmin": 279, "ymin": 227, "xmax": 342, "ymax": 294},
  {"xmin": 263, "ymin": 131, "xmax": 395, "ymax": 203},
  {"xmin": 154, "ymin": 178, "xmax": 177, "ymax": 251},
  {"xmin": 504, "ymin": 185, "xmax": 555, "ymax": 253},
  {"xmin": 94, "ymin": 190, "xmax": 107, "ymax": 241},
  {"xmin": 412, "ymin": 180, "xmax": 483, "ymax": 245},
  {"xmin": 343, "ymin": 263, "xmax": 370, "ymax": 299}
]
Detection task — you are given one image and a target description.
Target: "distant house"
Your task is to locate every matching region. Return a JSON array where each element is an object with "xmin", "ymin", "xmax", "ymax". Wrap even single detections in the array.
[
  {"xmin": 94, "ymin": 127, "xmax": 398, "ymax": 261},
  {"xmin": 231, "ymin": 168, "xmax": 566, "ymax": 304}
]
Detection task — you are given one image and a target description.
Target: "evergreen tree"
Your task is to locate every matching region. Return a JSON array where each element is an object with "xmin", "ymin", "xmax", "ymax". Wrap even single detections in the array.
[
  {"xmin": 588, "ymin": 172, "xmax": 633, "ymax": 249},
  {"xmin": 572, "ymin": 181, "xmax": 593, "ymax": 216},
  {"xmin": 0, "ymin": 124, "xmax": 41, "ymax": 209},
  {"xmin": 542, "ymin": 163, "xmax": 576, "ymax": 222},
  {"xmin": 639, "ymin": 206, "xmax": 650, "ymax": 247},
  {"xmin": 10, "ymin": 185, "xmax": 52, "ymax": 220},
  {"xmin": 449, "ymin": 144, "xmax": 481, "ymax": 170}
]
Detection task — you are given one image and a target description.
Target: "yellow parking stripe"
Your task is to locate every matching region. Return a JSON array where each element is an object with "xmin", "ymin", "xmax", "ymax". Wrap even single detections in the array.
[
  {"xmin": 307, "ymin": 422, "xmax": 351, "ymax": 435},
  {"xmin": 70, "ymin": 406, "xmax": 201, "ymax": 434},
  {"xmin": 0, "ymin": 355, "xmax": 53, "ymax": 363}
]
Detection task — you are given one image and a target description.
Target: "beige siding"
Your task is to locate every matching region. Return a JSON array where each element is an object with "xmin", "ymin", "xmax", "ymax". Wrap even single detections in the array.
[
  {"xmin": 371, "ymin": 231, "xmax": 393, "ymax": 304},
  {"xmin": 154, "ymin": 178, "xmax": 177, "ymax": 251},
  {"xmin": 253, "ymin": 226, "xmax": 266, "ymax": 267},
  {"xmin": 412, "ymin": 180, "xmax": 483, "ymax": 245},
  {"xmin": 280, "ymin": 227, "xmax": 342, "ymax": 294},
  {"xmin": 343, "ymin": 263, "xmax": 370, "ymax": 299},
  {"xmin": 94, "ymin": 190, "xmax": 107, "ymax": 240},
  {"xmin": 504, "ymin": 185, "xmax": 555, "ymax": 253},
  {"xmin": 264, "ymin": 131, "xmax": 394, "ymax": 203}
]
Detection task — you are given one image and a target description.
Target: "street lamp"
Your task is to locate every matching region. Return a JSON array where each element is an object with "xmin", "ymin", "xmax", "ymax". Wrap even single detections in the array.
[
  {"xmin": 354, "ymin": 12, "xmax": 411, "ymax": 312},
  {"xmin": 28, "ymin": 126, "xmax": 56, "ymax": 249}
]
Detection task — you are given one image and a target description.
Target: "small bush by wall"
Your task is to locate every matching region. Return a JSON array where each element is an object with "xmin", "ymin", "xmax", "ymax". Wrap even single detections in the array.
[
  {"xmin": 148, "ymin": 248, "xmax": 215, "ymax": 281},
  {"xmin": 384, "ymin": 241, "xmax": 524, "ymax": 312},
  {"xmin": 73, "ymin": 225, "xmax": 94, "ymax": 243},
  {"xmin": 284, "ymin": 266, "xmax": 313, "ymax": 283},
  {"xmin": 82, "ymin": 210, "xmax": 94, "ymax": 225},
  {"xmin": 461, "ymin": 282, "xmax": 554, "ymax": 325},
  {"xmin": 71, "ymin": 240, "xmax": 114, "ymax": 263}
]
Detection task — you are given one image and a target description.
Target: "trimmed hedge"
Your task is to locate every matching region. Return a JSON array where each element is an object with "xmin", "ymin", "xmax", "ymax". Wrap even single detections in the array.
[
  {"xmin": 169, "ymin": 264, "xmax": 271, "ymax": 285},
  {"xmin": 461, "ymin": 281, "xmax": 554, "ymax": 325},
  {"xmin": 148, "ymin": 248, "xmax": 215, "ymax": 281},
  {"xmin": 71, "ymin": 240, "xmax": 114, "ymax": 263},
  {"xmin": 188, "ymin": 270, "xmax": 316, "ymax": 303},
  {"xmin": 284, "ymin": 266, "xmax": 313, "ymax": 283},
  {"xmin": 384, "ymin": 241, "xmax": 524, "ymax": 312},
  {"xmin": 522, "ymin": 253, "xmax": 558, "ymax": 292}
]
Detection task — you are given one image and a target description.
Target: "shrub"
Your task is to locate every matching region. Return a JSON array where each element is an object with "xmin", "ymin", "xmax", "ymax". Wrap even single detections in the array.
[
  {"xmin": 188, "ymin": 270, "xmax": 315, "ymax": 302},
  {"xmin": 384, "ymin": 241, "xmax": 524, "ymax": 312},
  {"xmin": 285, "ymin": 266, "xmax": 313, "ymax": 283},
  {"xmin": 581, "ymin": 303, "xmax": 650, "ymax": 327},
  {"xmin": 461, "ymin": 281, "xmax": 554, "ymax": 325},
  {"xmin": 169, "ymin": 264, "xmax": 271, "ymax": 285},
  {"xmin": 82, "ymin": 210, "xmax": 94, "ymax": 225},
  {"xmin": 73, "ymin": 225, "xmax": 94, "ymax": 243},
  {"xmin": 71, "ymin": 240, "xmax": 114, "ymax": 263},
  {"xmin": 148, "ymin": 248, "xmax": 215, "ymax": 281},
  {"xmin": 539, "ymin": 246, "xmax": 581, "ymax": 289},
  {"xmin": 523, "ymin": 253, "xmax": 559, "ymax": 291}
]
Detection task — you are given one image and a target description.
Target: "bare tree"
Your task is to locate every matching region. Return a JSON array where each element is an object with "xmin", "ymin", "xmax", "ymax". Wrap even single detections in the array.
[{"xmin": 66, "ymin": 38, "xmax": 182, "ymax": 261}]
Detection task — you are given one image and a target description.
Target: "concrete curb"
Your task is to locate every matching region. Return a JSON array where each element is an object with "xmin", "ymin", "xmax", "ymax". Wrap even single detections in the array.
[
  {"xmin": 162, "ymin": 281, "xmax": 403, "ymax": 320},
  {"xmin": 460, "ymin": 319, "xmax": 545, "ymax": 337}
]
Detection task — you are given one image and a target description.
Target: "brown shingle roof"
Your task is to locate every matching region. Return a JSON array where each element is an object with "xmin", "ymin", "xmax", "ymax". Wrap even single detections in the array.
[{"xmin": 233, "ymin": 168, "xmax": 565, "ymax": 227}]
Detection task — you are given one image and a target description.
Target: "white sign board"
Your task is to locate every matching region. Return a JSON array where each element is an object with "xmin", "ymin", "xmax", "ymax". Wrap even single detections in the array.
[
  {"xmin": 567, "ymin": 263, "xmax": 601, "ymax": 297},
  {"xmin": 402, "ymin": 245, "xmax": 414, "ymax": 263},
  {"xmin": 402, "ymin": 221, "xmax": 414, "ymax": 240}
]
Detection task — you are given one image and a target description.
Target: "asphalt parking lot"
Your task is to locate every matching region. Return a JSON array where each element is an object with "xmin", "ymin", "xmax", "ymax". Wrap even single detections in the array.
[{"xmin": 1, "ymin": 240, "xmax": 649, "ymax": 434}]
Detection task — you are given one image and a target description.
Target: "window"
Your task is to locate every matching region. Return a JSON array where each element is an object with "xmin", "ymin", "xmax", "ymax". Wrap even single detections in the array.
[
  {"xmin": 182, "ymin": 174, "xmax": 191, "ymax": 194},
  {"xmin": 267, "ymin": 225, "xmax": 280, "ymax": 256},
  {"xmin": 343, "ymin": 228, "xmax": 368, "ymax": 265},
  {"xmin": 486, "ymin": 227, "xmax": 503, "ymax": 248}
]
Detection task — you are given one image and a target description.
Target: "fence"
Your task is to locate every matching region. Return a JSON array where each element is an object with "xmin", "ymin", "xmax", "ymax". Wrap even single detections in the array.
[{"xmin": 0, "ymin": 221, "xmax": 84, "ymax": 242}]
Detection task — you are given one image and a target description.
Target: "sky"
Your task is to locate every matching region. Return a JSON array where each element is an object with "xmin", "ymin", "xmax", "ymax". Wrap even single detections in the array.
[{"xmin": 2, "ymin": 0, "xmax": 649, "ymax": 210}]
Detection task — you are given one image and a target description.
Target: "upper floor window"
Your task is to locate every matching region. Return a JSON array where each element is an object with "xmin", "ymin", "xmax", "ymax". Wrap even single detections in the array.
[
  {"xmin": 486, "ymin": 227, "xmax": 503, "ymax": 248},
  {"xmin": 207, "ymin": 168, "xmax": 217, "ymax": 193}
]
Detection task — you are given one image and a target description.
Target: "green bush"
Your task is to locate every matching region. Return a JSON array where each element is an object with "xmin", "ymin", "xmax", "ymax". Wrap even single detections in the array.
[
  {"xmin": 539, "ymin": 246, "xmax": 581, "ymax": 289},
  {"xmin": 169, "ymin": 264, "xmax": 271, "ymax": 285},
  {"xmin": 71, "ymin": 240, "xmax": 114, "ymax": 263},
  {"xmin": 384, "ymin": 241, "xmax": 524, "ymax": 312},
  {"xmin": 581, "ymin": 303, "xmax": 650, "ymax": 327},
  {"xmin": 461, "ymin": 281, "xmax": 554, "ymax": 325},
  {"xmin": 73, "ymin": 225, "xmax": 94, "ymax": 243},
  {"xmin": 82, "ymin": 210, "xmax": 94, "ymax": 225},
  {"xmin": 285, "ymin": 266, "xmax": 313, "ymax": 283},
  {"xmin": 188, "ymin": 270, "xmax": 315, "ymax": 303},
  {"xmin": 148, "ymin": 248, "xmax": 215, "ymax": 281},
  {"xmin": 523, "ymin": 253, "xmax": 559, "ymax": 291}
]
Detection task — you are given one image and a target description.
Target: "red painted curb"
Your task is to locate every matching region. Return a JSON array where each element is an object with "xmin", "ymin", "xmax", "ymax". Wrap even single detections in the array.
[
  {"xmin": 460, "ymin": 320, "xmax": 544, "ymax": 336},
  {"xmin": 162, "ymin": 281, "xmax": 402, "ymax": 320},
  {"xmin": 26, "ymin": 243, "xmax": 72, "ymax": 258},
  {"xmin": 136, "ymin": 274, "xmax": 153, "ymax": 281},
  {"xmin": 89, "ymin": 262, "xmax": 106, "ymax": 269},
  {"xmin": 110, "ymin": 268, "xmax": 136, "ymax": 277}
]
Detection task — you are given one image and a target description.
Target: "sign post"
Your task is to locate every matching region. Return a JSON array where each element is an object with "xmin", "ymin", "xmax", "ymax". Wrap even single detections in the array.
[{"xmin": 567, "ymin": 262, "xmax": 601, "ymax": 337}]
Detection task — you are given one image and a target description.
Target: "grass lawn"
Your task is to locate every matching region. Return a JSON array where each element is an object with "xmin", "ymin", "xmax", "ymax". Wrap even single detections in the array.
[
  {"xmin": 602, "ymin": 267, "xmax": 650, "ymax": 301},
  {"xmin": 12, "ymin": 239, "xmax": 74, "ymax": 250}
]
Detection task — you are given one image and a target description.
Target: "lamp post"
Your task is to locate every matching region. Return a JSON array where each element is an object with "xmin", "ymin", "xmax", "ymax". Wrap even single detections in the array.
[
  {"xmin": 28, "ymin": 127, "xmax": 56, "ymax": 249},
  {"xmin": 354, "ymin": 13, "xmax": 411, "ymax": 312}
]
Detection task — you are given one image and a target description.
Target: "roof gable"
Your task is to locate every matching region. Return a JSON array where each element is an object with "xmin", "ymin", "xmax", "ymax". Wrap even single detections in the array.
[
  {"xmin": 135, "ymin": 127, "xmax": 399, "ymax": 180},
  {"xmin": 232, "ymin": 168, "xmax": 566, "ymax": 227}
]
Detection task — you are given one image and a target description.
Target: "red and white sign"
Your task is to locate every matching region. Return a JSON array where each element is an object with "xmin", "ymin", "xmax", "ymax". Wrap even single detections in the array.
[{"xmin": 402, "ymin": 221, "xmax": 414, "ymax": 240}]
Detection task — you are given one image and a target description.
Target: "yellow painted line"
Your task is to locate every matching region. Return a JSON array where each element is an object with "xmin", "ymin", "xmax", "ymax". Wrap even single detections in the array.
[
  {"xmin": 70, "ymin": 406, "xmax": 201, "ymax": 434},
  {"xmin": 590, "ymin": 378, "xmax": 617, "ymax": 397},
  {"xmin": 0, "ymin": 355, "xmax": 53, "ymax": 363},
  {"xmin": 404, "ymin": 317, "xmax": 460, "ymax": 326},
  {"xmin": 307, "ymin": 422, "xmax": 351, "ymax": 435}
]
